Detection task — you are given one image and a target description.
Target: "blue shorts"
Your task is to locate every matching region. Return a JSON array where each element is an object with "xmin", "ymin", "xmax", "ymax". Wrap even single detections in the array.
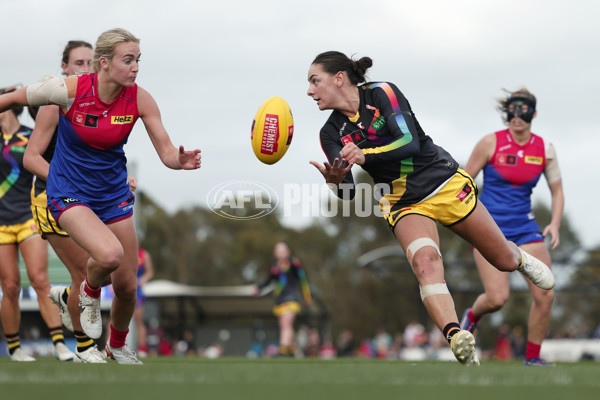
[
  {"xmin": 491, "ymin": 212, "xmax": 544, "ymax": 246},
  {"xmin": 136, "ymin": 285, "xmax": 146, "ymax": 308},
  {"xmin": 48, "ymin": 192, "xmax": 135, "ymax": 226},
  {"xmin": 504, "ymin": 231, "xmax": 544, "ymax": 246}
]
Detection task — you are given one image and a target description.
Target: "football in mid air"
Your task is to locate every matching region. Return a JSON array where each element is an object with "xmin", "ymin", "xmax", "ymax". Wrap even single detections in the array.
[{"xmin": 250, "ymin": 96, "xmax": 294, "ymax": 165}]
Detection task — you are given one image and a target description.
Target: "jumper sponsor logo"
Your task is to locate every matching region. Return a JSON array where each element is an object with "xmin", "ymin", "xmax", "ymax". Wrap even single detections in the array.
[
  {"xmin": 207, "ymin": 181, "xmax": 278, "ymax": 220},
  {"xmin": 371, "ymin": 115, "xmax": 386, "ymax": 131},
  {"xmin": 498, "ymin": 144, "xmax": 511, "ymax": 152},
  {"xmin": 111, "ymin": 115, "xmax": 134, "ymax": 124},
  {"xmin": 525, "ymin": 156, "xmax": 543, "ymax": 165},
  {"xmin": 78, "ymin": 102, "xmax": 95, "ymax": 107},
  {"xmin": 339, "ymin": 122, "xmax": 347, "ymax": 136},
  {"xmin": 260, "ymin": 114, "xmax": 279, "ymax": 155}
]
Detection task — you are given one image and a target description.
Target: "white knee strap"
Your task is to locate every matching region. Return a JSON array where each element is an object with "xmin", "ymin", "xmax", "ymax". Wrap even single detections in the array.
[
  {"xmin": 419, "ymin": 282, "xmax": 450, "ymax": 301},
  {"xmin": 406, "ymin": 237, "xmax": 441, "ymax": 266}
]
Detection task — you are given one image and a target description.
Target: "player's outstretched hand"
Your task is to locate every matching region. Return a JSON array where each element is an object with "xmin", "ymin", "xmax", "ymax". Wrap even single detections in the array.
[
  {"xmin": 178, "ymin": 145, "xmax": 201, "ymax": 170},
  {"xmin": 309, "ymin": 157, "xmax": 352, "ymax": 186}
]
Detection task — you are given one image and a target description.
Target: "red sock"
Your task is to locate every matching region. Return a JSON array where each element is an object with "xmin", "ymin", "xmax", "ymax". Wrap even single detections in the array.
[
  {"xmin": 525, "ymin": 341, "xmax": 541, "ymax": 360},
  {"xmin": 109, "ymin": 324, "xmax": 129, "ymax": 349},
  {"xmin": 83, "ymin": 277, "xmax": 102, "ymax": 298},
  {"xmin": 468, "ymin": 309, "xmax": 481, "ymax": 323}
]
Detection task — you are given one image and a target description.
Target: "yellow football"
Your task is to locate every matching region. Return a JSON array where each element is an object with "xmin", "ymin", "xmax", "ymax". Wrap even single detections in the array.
[{"xmin": 251, "ymin": 96, "xmax": 294, "ymax": 165}]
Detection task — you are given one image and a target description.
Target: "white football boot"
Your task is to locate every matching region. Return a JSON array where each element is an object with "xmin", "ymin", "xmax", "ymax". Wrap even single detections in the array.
[
  {"xmin": 10, "ymin": 347, "xmax": 36, "ymax": 362},
  {"xmin": 517, "ymin": 249, "xmax": 555, "ymax": 290},
  {"xmin": 49, "ymin": 285, "xmax": 74, "ymax": 332},
  {"xmin": 78, "ymin": 281, "xmax": 102, "ymax": 339},
  {"xmin": 105, "ymin": 344, "xmax": 143, "ymax": 365},
  {"xmin": 451, "ymin": 330, "xmax": 480, "ymax": 366},
  {"xmin": 74, "ymin": 345, "xmax": 107, "ymax": 363},
  {"xmin": 55, "ymin": 342, "xmax": 75, "ymax": 361}
]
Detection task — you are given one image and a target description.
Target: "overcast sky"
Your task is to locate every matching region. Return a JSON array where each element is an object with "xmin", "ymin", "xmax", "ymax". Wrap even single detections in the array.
[{"xmin": 2, "ymin": 0, "xmax": 598, "ymax": 248}]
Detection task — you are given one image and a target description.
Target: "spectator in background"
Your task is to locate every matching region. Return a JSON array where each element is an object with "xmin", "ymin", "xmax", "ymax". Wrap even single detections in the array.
[{"xmin": 335, "ymin": 329, "xmax": 356, "ymax": 357}]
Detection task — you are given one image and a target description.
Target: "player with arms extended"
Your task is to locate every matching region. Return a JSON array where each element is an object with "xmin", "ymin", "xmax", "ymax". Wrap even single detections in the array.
[
  {"xmin": 0, "ymin": 28, "xmax": 201, "ymax": 364},
  {"xmin": 460, "ymin": 88, "xmax": 564, "ymax": 366},
  {"xmin": 306, "ymin": 51, "xmax": 555, "ymax": 366}
]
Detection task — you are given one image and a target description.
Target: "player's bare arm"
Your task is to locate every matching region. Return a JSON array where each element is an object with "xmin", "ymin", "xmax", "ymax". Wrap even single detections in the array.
[{"xmin": 137, "ymin": 86, "xmax": 200, "ymax": 170}]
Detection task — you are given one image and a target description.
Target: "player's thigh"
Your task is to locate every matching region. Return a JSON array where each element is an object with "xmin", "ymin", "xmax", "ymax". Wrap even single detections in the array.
[
  {"xmin": 0, "ymin": 244, "xmax": 20, "ymax": 287},
  {"xmin": 393, "ymin": 214, "xmax": 440, "ymax": 251},
  {"xmin": 58, "ymin": 205, "xmax": 122, "ymax": 264},
  {"xmin": 19, "ymin": 235, "xmax": 50, "ymax": 286}
]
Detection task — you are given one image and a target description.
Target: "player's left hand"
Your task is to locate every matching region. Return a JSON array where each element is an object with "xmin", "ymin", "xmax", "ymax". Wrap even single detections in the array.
[
  {"xmin": 542, "ymin": 223, "xmax": 560, "ymax": 250},
  {"xmin": 339, "ymin": 142, "xmax": 365, "ymax": 166},
  {"xmin": 127, "ymin": 176, "xmax": 138, "ymax": 192},
  {"xmin": 178, "ymin": 145, "xmax": 201, "ymax": 170}
]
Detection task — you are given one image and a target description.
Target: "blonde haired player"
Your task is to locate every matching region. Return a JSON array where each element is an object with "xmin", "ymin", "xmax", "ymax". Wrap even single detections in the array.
[{"xmin": 0, "ymin": 28, "xmax": 201, "ymax": 364}]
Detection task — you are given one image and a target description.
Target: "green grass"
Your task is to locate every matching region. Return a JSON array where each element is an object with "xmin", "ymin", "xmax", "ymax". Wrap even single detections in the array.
[{"xmin": 1, "ymin": 357, "xmax": 599, "ymax": 400}]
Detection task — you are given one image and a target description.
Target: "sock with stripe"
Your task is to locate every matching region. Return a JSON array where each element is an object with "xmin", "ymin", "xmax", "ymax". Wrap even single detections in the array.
[
  {"xmin": 73, "ymin": 330, "xmax": 94, "ymax": 352},
  {"xmin": 83, "ymin": 277, "xmax": 101, "ymax": 298},
  {"xmin": 443, "ymin": 322, "xmax": 462, "ymax": 344},
  {"xmin": 468, "ymin": 309, "xmax": 482, "ymax": 324},
  {"xmin": 5, "ymin": 332, "xmax": 21, "ymax": 355},
  {"xmin": 49, "ymin": 326, "xmax": 66, "ymax": 345}
]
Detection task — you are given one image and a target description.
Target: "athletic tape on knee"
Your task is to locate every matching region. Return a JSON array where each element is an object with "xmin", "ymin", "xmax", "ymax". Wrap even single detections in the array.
[
  {"xmin": 419, "ymin": 282, "xmax": 450, "ymax": 301},
  {"xmin": 406, "ymin": 237, "xmax": 441, "ymax": 266},
  {"xmin": 26, "ymin": 76, "xmax": 67, "ymax": 107}
]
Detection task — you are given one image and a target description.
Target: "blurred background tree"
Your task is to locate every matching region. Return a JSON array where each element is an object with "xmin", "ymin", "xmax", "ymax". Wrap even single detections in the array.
[{"xmin": 133, "ymin": 171, "xmax": 596, "ymax": 349}]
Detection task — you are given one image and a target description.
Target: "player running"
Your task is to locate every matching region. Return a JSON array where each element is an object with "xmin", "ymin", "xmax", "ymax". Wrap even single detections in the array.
[
  {"xmin": 306, "ymin": 51, "xmax": 555, "ymax": 366},
  {"xmin": 0, "ymin": 28, "xmax": 201, "ymax": 364},
  {"xmin": 460, "ymin": 88, "xmax": 563, "ymax": 366}
]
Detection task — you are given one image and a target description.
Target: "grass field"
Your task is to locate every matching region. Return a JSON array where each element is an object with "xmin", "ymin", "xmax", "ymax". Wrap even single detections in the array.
[{"xmin": 1, "ymin": 357, "xmax": 599, "ymax": 400}]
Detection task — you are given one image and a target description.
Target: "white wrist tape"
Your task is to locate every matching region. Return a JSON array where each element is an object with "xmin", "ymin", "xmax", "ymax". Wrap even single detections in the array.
[
  {"xmin": 419, "ymin": 282, "xmax": 450, "ymax": 301},
  {"xmin": 26, "ymin": 76, "xmax": 67, "ymax": 107}
]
